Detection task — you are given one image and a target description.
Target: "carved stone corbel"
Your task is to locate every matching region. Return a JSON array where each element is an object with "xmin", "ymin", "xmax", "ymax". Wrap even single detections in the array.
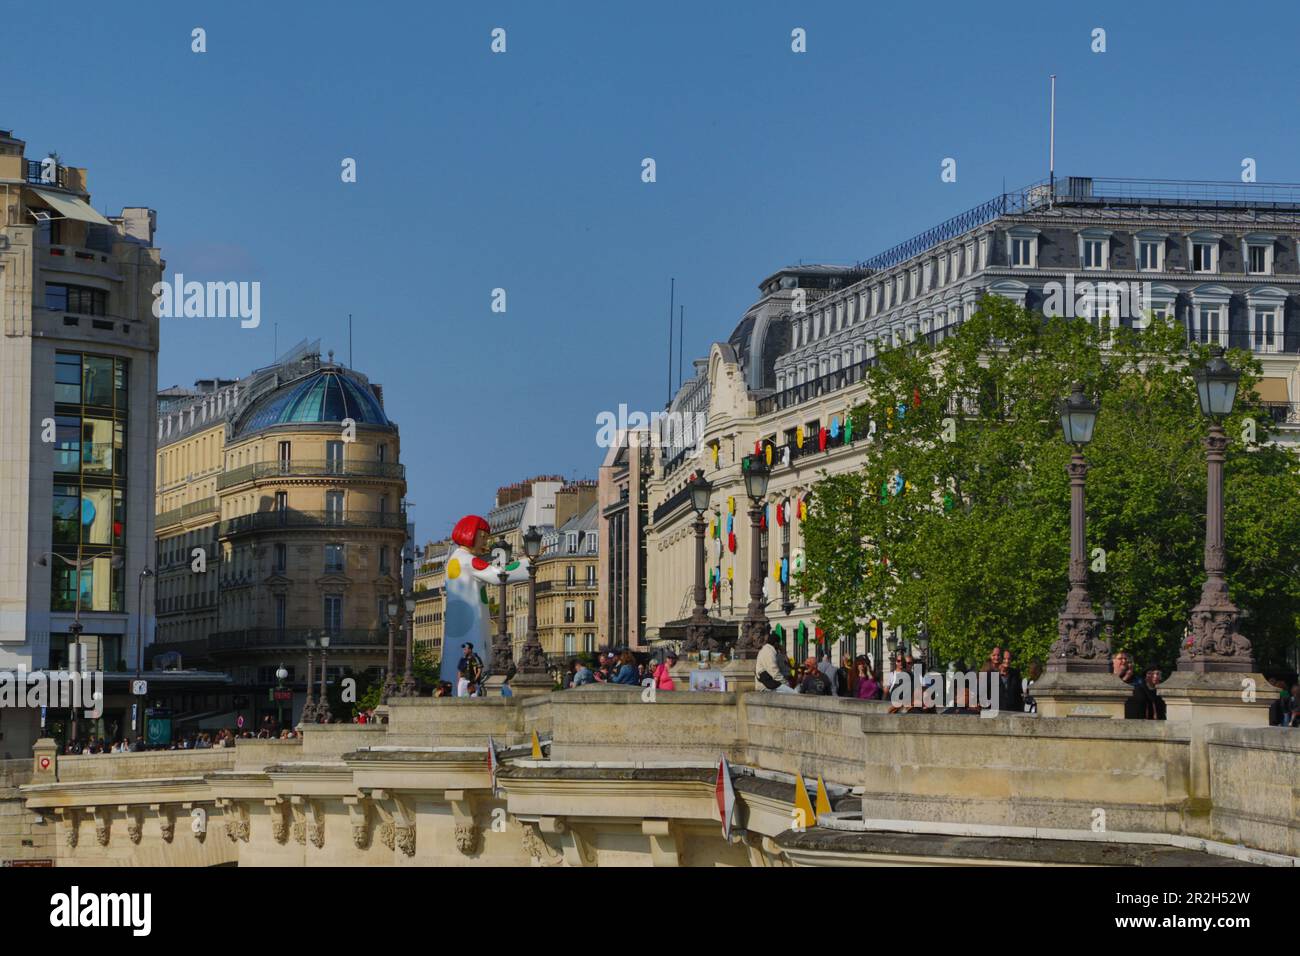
[
  {"xmin": 742, "ymin": 831, "xmax": 787, "ymax": 867},
  {"xmin": 389, "ymin": 795, "xmax": 416, "ymax": 858},
  {"xmin": 288, "ymin": 799, "xmax": 307, "ymax": 845},
  {"xmin": 520, "ymin": 820, "xmax": 562, "ymax": 866},
  {"xmin": 59, "ymin": 808, "xmax": 81, "ymax": 848},
  {"xmin": 264, "ymin": 797, "xmax": 290, "ymax": 844},
  {"xmin": 88, "ymin": 806, "xmax": 110, "ymax": 847},
  {"xmin": 539, "ymin": 816, "xmax": 595, "ymax": 867},
  {"xmin": 118, "ymin": 805, "xmax": 144, "ymax": 845},
  {"xmin": 444, "ymin": 789, "xmax": 480, "ymax": 856},
  {"xmin": 182, "ymin": 802, "xmax": 207, "ymax": 844},
  {"xmin": 149, "ymin": 804, "xmax": 175, "ymax": 844},
  {"xmin": 216, "ymin": 799, "xmax": 250, "ymax": 843},
  {"xmin": 344, "ymin": 795, "xmax": 371, "ymax": 850},
  {"xmin": 641, "ymin": 819, "xmax": 680, "ymax": 867}
]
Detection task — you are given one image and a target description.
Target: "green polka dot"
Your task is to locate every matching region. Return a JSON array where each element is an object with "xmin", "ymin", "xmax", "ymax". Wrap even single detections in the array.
[
  {"xmin": 479, "ymin": 585, "xmax": 489, "ymax": 604},
  {"xmin": 505, "ymin": 560, "xmax": 520, "ymax": 572}
]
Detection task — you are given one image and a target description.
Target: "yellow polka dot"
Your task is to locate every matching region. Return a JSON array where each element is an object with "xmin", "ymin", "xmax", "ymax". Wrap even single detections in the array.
[{"xmin": 447, "ymin": 558, "xmax": 461, "ymax": 580}]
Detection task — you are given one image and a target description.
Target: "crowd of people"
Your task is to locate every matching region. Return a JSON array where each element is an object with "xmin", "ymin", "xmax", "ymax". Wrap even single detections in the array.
[{"xmin": 62, "ymin": 724, "xmax": 303, "ymax": 755}]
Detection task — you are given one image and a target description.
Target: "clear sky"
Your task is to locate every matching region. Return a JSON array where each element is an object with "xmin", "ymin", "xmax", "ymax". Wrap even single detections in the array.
[{"xmin": 6, "ymin": 0, "xmax": 1298, "ymax": 539}]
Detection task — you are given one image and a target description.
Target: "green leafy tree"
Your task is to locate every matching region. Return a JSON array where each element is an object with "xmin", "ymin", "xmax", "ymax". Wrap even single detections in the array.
[{"xmin": 800, "ymin": 295, "xmax": 1300, "ymax": 673}]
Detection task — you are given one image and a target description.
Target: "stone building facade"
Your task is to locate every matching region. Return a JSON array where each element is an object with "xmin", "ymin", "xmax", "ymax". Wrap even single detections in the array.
[
  {"xmin": 0, "ymin": 129, "xmax": 163, "ymax": 754},
  {"xmin": 644, "ymin": 177, "xmax": 1300, "ymax": 667},
  {"xmin": 152, "ymin": 343, "xmax": 407, "ymax": 724}
]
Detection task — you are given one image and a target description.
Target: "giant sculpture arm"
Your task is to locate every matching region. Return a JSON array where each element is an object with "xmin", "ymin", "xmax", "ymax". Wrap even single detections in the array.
[{"xmin": 464, "ymin": 554, "xmax": 530, "ymax": 586}]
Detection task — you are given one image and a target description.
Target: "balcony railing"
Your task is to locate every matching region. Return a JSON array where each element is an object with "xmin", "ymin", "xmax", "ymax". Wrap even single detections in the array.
[
  {"xmin": 758, "ymin": 357, "xmax": 879, "ymax": 415},
  {"xmin": 219, "ymin": 509, "xmax": 408, "ymax": 537},
  {"xmin": 208, "ymin": 628, "xmax": 388, "ymax": 652},
  {"xmin": 25, "ymin": 159, "xmax": 70, "ymax": 189},
  {"xmin": 1259, "ymin": 402, "xmax": 1300, "ymax": 426},
  {"xmin": 156, "ymin": 496, "xmax": 219, "ymax": 530},
  {"xmin": 217, "ymin": 459, "xmax": 405, "ymax": 490}
]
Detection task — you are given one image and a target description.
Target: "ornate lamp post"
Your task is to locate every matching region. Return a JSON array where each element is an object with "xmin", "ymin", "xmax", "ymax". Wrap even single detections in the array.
[
  {"xmin": 738, "ymin": 455, "xmax": 771, "ymax": 659},
  {"xmin": 301, "ymin": 635, "xmax": 318, "ymax": 724},
  {"xmin": 399, "ymin": 594, "xmax": 418, "ymax": 696},
  {"xmin": 317, "ymin": 634, "xmax": 332, "ymax": 723},
  {"xmin": 383, "ymin": 595, "xmax": 400, "ymax": 703},
  {"xmin": 518, "ymin": 525, "xmax": 548, "ymax": 674},
  {"xmin": 491, "ymin": 538, "xmax": 515, "ymax": 675},
  {"xmin": 275, "ymin": 664, "xmax": 288, "ymax": 731},
  {"xmin": 684, "ymin": 470, "xmax": 713, "ymax": 653},
  {"xmin": 1181, "ymin": 347, "xmax": 1253, "ymax": 671},
  {"xmin": 1048, "ymin": 383, "xmax": 1110, "ymax": 672}
]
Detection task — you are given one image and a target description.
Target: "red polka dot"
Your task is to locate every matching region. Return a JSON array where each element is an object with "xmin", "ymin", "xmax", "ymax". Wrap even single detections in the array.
[{"xmin": 471, "ymin": 557, "xmax": 490, "ymax": 571}]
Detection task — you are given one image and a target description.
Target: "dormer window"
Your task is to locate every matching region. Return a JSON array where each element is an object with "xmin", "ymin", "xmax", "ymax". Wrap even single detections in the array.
[
  {"xmin": 1243, "ymin": 235, "xmax": 1276, "ymax": 275},
  {"xmin": 1135, "ymin": 232, "xmax": 1166, "ymax": 272},
  {"xmin": 1189, "ymin": 233, "xmax": 1221, "ymax": 274},
  {"xmin": 1008, "ymin": 227, "xmax": 1039, "ymax": 268}
]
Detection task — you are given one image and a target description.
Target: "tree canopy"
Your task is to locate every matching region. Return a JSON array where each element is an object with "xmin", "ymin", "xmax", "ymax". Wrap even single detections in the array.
[{"xmin": 798, "ymin": 296, "xmax": 1300, "ymax": 673}]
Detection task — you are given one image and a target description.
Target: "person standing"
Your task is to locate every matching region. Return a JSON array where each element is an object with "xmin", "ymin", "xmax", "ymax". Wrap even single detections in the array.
[
  {"xmin": 653, "ymin": 653, "xmax": 677, "ymax": 691},
  {"xmin": 799, "ymin": 657, "xmax": 832, "ymax": 695},
  {"xmin": 456, "ymin": 642, "xmax": 483, "ymax": 698}
]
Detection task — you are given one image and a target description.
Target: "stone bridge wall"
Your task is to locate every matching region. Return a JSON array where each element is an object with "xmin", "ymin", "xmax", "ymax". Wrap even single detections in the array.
[{"xmin": 3, "ymin": 689, "xmax": 1298, "ymax": 865}]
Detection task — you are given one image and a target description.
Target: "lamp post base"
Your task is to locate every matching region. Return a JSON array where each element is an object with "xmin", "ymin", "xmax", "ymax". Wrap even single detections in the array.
[{"xmin": 1179, "ymin": 596, "xmax": 1253, "ymax": 673}]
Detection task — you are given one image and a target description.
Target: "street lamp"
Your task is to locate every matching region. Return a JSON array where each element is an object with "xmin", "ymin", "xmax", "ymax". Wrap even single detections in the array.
[
  {"xmin": 399, "ymin": 595, "xmax": 418, "ymax": 695},
  {"xmin": 1048, "ymin": 383, "xmax": 1110, "ymax": 672},
  {"xmin": 685, "ymin": 470, "xmax": 713, "ymax": 653},
  {"xmin": 738, "ymin": 455, "xmax": 771, "ymax": 659},
  {"xmin": 134, "ymin": 564, "xmax": 154, "ymax": 674},
  {"xmin": 492, "ymin": 538, "xmax": 515, "ymax": 675},
  {"xmin": 1182, "ymin": 347, "xmax": 1253, "ymax": 671},
  {"xmin": 317, "ymin": 634, "xmax": 332, "ymax": 722},
  {"xmin": 518, "ymin": 525, "xmax": 547, "ymax": 673},
  {"xmin": 275, "ymin": 664, "xmax": 288, "ymax": 731},
  {"xmin": 301, "ymin": 635, "xmax": 318, "ymax": 724},
  {"xmin": 383, "ymin": 596, "xmax": 400, "ymax": 703}
]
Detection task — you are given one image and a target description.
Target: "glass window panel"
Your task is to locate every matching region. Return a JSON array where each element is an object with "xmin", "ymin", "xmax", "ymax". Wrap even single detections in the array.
[
  {"xmin": 55, "ymin": 353, "xmax": 82, "ymax": 405},
  {"xmin": 113, "ymin": 422, "xmax": 125, "ymax": 477},
  {"xmin": 53, "ymin": 485, "xmax": 79, "ymax": 544},
  {"xmin": 113, "ymin": 489, "xmax": 125, "ymax": 547},
  {"xmin": 54, "ymin": 415, "xmax": 80, "ymax": 472},
  {"xmin": 46, "ymin": 284, "xmax": 69, "ymax": 312},
  {"xmin": 114, "ymin": 359, "xmax": 128, "ymax": 409},
  {"xmin": 82, "ymin": 487, "xmax": 113, "ymax": 544},
  {"xmin": 81, "ymin": 418, "xmax": 114, "ymax": 474},
  {"xmin": 83, "ymin": 356, "xmax": 113, "ymax": 406}
]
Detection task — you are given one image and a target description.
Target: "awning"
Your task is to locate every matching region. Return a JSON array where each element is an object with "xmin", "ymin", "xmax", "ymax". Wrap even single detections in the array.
[
  {"xmin": 27, "ymin": 187, "xmax": 112, "ymax": 226},
  {"xmin": 1254, "ymin": 376, "xmax": 1290, "ymax": 403}
]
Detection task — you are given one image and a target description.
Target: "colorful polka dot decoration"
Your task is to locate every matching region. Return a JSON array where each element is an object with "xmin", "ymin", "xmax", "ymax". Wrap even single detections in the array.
[
  {"xmin": 728, "ymin": 496, "xmax": 736, "ymax": 516},
  {"xmin": 471, "ymin": 556, "xmax": 490, "ymax": 571},
  {"xmin": 728, "ymin": 532, "xmax": 736, "ymax": 553},
  {"xmin": 830, "ymin": 416, "xmax": 840, "ymax": 439},
  {"xmin": 447, "ymin": 558, "xmax": 461, "ymax": 579},
  {"xmin": 796, "ymin": 425, "xmax": 805, "ymax": 448}
]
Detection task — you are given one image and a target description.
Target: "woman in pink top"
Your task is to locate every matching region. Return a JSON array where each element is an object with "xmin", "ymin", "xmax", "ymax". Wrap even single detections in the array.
[
  {"xmin": 654, "ymin": 653, "xmax": 678, "ymax": 691},
  {"xmin": 854, "ymin": 659, "xmax": 880, "ymax": 700}
]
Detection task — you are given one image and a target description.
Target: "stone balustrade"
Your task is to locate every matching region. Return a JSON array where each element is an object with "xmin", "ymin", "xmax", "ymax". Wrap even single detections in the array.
[{"xmin": 1, "ymin": 688, "xmax": 1295, "ymax": 867}]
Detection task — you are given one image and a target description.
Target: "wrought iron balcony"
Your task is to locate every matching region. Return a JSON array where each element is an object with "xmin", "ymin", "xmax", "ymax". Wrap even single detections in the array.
[
  {"xmin": 217, "ymin": 459, "xmax": 405, "ymax": 490},
  {"xmin": 155, "ymin": 496, "xmax": 219, "ymax": 530},
  {"xmin": 758, "ymin": 357, "xmax": 878, "ymax": 415},
  {"xmin": 219, "ymin": 509, "xmax": 408, "ymax": 537},
  {"xmin": 25, "ymin": 159, "xmax": 70, "ymax": 189}
]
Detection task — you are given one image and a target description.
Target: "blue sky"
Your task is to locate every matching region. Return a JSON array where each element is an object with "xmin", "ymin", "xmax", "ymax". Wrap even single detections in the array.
[{"xmin": 6, "ymin": 0, "xmax": 1299, "ymax": 538}]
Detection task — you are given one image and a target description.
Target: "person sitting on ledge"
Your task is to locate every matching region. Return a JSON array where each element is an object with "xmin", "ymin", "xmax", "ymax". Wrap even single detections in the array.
[
  {"xmin": 798, "ymin": 657, "xmax": 832, "ymax": 695},
  {"xmin": 755, "ymin": 633, "xmax": 796, "ymax": 693}
]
